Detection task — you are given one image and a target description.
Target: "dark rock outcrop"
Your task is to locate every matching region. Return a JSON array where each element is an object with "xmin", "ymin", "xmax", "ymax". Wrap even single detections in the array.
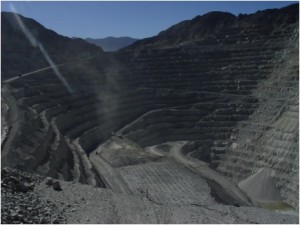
[{"xmin": 52, "ymin": 181, "xmax": 62, "ymax": 191}]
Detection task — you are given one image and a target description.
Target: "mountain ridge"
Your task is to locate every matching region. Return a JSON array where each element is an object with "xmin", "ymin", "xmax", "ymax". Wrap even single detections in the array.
[
  {"xmin": 124, "ymin": 3, "xmax": 298, "ymax": 49},
  {"xmin": 85, "ymin": 36, "xmax": 138, "ymax": 52},
  {"xmin": 1, "ymin": 12, "xmax": 103, "ymax": 79}
]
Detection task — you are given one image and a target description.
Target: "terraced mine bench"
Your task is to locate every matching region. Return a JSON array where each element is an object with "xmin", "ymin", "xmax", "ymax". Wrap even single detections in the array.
[{"xmin": 1, "ymin": 4, "xmax": 298, "ymax": 221}]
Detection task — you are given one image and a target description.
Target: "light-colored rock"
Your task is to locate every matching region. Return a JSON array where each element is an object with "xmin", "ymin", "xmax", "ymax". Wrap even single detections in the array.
[{"xmin": 238, "ymin": 167, "xmax": 282, "ymax": 202}]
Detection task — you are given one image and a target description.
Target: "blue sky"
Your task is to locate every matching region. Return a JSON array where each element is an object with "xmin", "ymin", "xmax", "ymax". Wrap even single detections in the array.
[{"xmin": 1, "ymin": 1, "xmax": 297, "ymax": 39}]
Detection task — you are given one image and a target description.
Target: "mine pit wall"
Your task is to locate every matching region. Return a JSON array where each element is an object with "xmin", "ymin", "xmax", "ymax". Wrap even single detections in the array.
[
  {"xmin": 121, "ymin": 99, "xmax": 257, "ymax": 150},
  {"xmin": 4, "ymin": 88, "xmax": 75, "ymax": 181},
  {"xmin": 2, "ymin": 11, "xmax": 299, "ymax": 208},
  {"xmin": 117, "ymin": 23, "xmax": 299, "ymax": 208},
  {"xmin": 4, "ymin": 79, "xmax": 105, "ymax": 186},
  {"xmin": 77, "ymin": 89, "xmax": 203, "ymax": 154},
  {"xmin": 216, "ymin": 24, "xmax": 299, "ymax": 209},
  {"xmin": 118, "ymin": 37, "xmax": 283, "ymax": 162}
]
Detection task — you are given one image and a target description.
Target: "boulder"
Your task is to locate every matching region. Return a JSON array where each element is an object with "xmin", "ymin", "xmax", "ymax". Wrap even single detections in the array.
[
  {"xmin": 15, "ymin": 182, "xmax": 34, "ymax": 192},
  {"xmin": 52, "ymin": 181, "xmax": 62, "ymax": 191},
  {"xmin": 45, "ymin": 177, "xmax": 53, "ymax": 186}
]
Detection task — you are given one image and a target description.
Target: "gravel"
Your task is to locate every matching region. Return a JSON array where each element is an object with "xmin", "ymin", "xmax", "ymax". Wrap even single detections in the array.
[
  {"xmin": 2, "ymin": 166, "xmax": 299, "ymax": 224},
  {"xmin": 1, "ymin": 167, "xmax": 66, "ymax": 224}
]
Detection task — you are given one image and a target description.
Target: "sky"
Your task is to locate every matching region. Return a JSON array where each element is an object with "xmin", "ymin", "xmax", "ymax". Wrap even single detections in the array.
[{"xmin": 1, "ymin": 1, "xmax": 297, "ymax": 39}]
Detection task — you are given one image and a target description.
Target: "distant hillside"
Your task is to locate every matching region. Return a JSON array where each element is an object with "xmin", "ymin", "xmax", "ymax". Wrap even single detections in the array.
[
  {"xmin": 124, "ymin": 3, "xmax": 298, "ymax": 50},
  {"xmin": 1, "ymin": 12, "xmax": 103, "ymax": 79},
  {"xmin": 85, "ymin": 37, "xmax": 138, "ymax": 52}
]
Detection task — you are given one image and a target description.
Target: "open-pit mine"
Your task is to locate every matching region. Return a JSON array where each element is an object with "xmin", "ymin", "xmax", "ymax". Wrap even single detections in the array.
[{"xmin": 1, "ymin": 3, "xmax": 299, "ymax": 224}]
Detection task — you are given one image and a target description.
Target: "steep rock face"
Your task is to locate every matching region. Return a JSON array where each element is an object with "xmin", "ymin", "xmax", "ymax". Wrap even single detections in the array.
[
  {"xmin": 1, "ymin": 3, "xmax": 299, "ymax": 211},
  {"xmin": 217, "ymin": 31, "xmax": 299, "ymax": 209},
  {"xmin": 118, "ymin": 3, "xmax": 299, "ymax": 208}
]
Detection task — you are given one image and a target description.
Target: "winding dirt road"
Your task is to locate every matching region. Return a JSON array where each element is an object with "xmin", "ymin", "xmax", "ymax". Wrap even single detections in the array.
[{"xmin": 2, "ymin": 64, "xmax": 65, "ymax": 84}]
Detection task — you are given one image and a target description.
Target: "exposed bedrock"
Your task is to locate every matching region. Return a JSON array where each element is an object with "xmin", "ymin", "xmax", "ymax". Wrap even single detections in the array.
[{"xmin": 2, "ymin": 4, "xmax": 299, "ymax": 215}]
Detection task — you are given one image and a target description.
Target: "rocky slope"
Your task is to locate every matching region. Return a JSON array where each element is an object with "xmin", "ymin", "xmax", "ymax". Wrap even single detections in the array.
[
  {"xmin": 125, "ymin": 4, "xmax": 298, "ymax": 49},
  {"xmin": 1, "ymin": 12, "xmax": 103, "ymax": 79},
  {"xmin": 1, "ymin": 3, "xmax": 299, "ymax": 223},
  {"xmin": 118, "ymin": 3, "xmax": 299, "ymax": 209},
  {"xmin": 1, "ymin": 167, "xmax": 66, "ymax": 224},
  {"xmin": 1, "ymin": 167, "xmax": 298, "ymax": 224}
]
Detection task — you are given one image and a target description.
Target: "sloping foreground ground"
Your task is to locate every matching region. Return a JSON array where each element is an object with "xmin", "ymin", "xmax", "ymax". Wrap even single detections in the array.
[
  {"xmin": 3, "ymin": 136, "xmax": 298, "ymax": 223},
  {"xmin": 2, "ymin": 167, "xmax": 298, "ymax": 224},
  {"xmin": 36, "ymin": 178, "xmax": 298, "ymax": 224}
]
